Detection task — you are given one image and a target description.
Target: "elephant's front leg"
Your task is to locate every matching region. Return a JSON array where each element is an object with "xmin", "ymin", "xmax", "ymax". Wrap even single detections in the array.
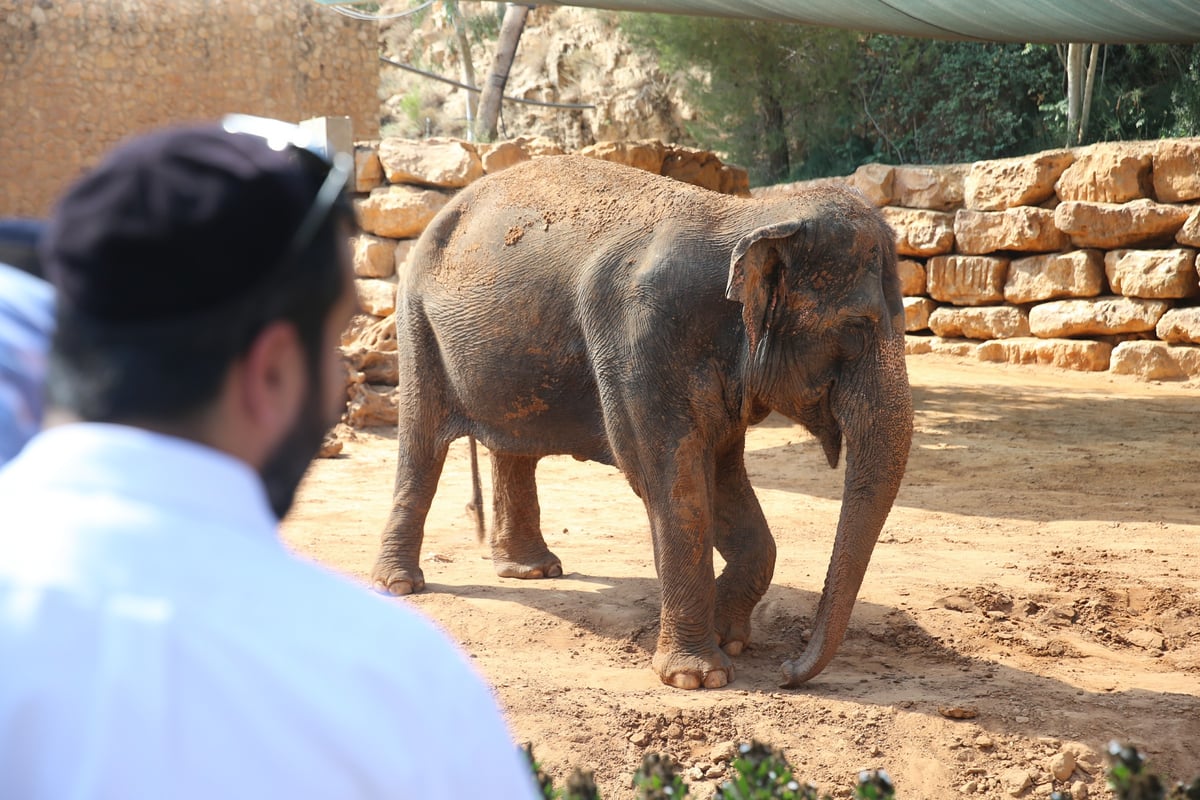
[
  {"xmin": 645, "ymin": 452, "xmax": 733, "ymax": 690},
  {"xmin": 373, "ymin": 431, "xmax": 450, "ymax": 596},
  {"xmin": 490, "ymin": 453, "xmax": 562, "ymax": 579},
  {"xmin": 712, "ymin": 447, "xmax": 776, "ymax": 656}
]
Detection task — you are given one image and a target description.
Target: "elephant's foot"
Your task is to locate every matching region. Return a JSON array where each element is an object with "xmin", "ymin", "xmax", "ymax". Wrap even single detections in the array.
[
  {"xmin": 652, "ymin": 646, "xmax": 734, "ymax": 690},
  {"xmin": 714, "ymin": 609, "xmax": 752, "ymax": 657},
  {"xmin": 492, "ymin": 549, "xmax": 563, "ymax": 580},
  {"xmin": 371, "ymin": 562, "xmax": 426, "ymax": 596}
]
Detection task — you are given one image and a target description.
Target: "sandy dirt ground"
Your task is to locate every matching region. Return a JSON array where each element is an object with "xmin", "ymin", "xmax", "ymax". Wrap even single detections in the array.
[{"xmin": 282, "ymin": 352, "xmax": 1200, "ymax": 799}]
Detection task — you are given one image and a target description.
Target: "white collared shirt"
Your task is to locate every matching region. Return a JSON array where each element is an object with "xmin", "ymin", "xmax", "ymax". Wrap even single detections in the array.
[{"xmin": 0, "ymin": 423, "xmax": 538, "ymax": 800}]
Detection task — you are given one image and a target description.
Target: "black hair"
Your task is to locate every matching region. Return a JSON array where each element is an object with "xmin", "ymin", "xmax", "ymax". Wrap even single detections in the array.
[{"xmin": 46, "ymin": 198, "xmax": 353, "ymax": 424}]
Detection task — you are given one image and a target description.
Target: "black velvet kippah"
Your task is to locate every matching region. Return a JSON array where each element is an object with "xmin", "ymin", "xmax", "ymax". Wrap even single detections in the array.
[{"xmin": 41, "ymin": 122, "xmax": 322, "ymax": 322}]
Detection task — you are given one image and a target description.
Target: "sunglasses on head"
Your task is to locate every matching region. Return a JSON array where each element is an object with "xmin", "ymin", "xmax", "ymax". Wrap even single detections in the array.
[{"xmin": 220, "ymin": 113, "xmax": 355, "ymax": 264}]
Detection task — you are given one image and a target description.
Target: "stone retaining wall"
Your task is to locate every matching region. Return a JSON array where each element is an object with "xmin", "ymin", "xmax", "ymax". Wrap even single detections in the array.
[
  {"xmin": 759, "ymin": 139, "xmax": 1200, "ymax": 381},
  {"xmin": 0, "ymin": 0, "xmax": 378, "ymax": 217},
  {"xmin": 340, "ymin": 136, "xmax": 1200, "ymax": 427}
]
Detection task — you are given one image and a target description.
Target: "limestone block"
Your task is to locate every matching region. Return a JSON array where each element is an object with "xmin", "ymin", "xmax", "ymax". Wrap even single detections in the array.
[
  {"xmin": 481, "ymin": 135, "xmax": 565, "ymax": 174},
  {"xmin": 345, "ymin": 380, "xmax": 399, "ymax": 428},
  {"xmin": 977, "ymin": 337, "xmax": 1112, "ymax": 371},
  {"xmin": 1111, "ymin": 340, "xmax": 1200, "ymax": 381},
  {"xmin": 394, "ymin": 238, "xmax": 418, "ymax": 275},
  {"xmin": 1004, "ymin": 250, "xmax": 1105, "ymax": 304},
  {"xmin": 881, "ymin": 208, "xmax": 956, "ymax": 257},
  {"xmin": 378, "ymin": 137, "xmax": 483, "ymax": 188},
  {"xmin": 661, "ymin": 148, "xmax": 738, "ymax": 193},
  {"xmin": 964, "ymin": 150, "xmax": 1074, "ymax": 211},
  {"xmin": 928, "ymin": 306, "xmax": 1030, "ymax": 340},
  {"xmin": 848, "ymin": 163, "xmax": 894, "ymax": 206},
  {"xmin": 352, "ymin": 234, "xmax": 397, "ymax": 279},
  {"xmin": 580, "ymin": 140, "xmax": 667, "ymax": 175},
  {"xmin": 897, "ymin": 259, "xmax": 927, "ymax": 296},
  {"xmin": 481, "ymin": 140, "xmax": 531, "ymax": 174},
  {"xmin": 1177, "ymin": 207, "xmax": 1200, "ymax": 247},
  {"xmin": 1054, "ymin": 143, "xmax": 1153, "ymax": 203},
  {"xmin": 1054, "ymin": 199, "xmax": 1191, "ymax": 249},
  {"xmin": 354, "ymin": 277, "xmax": 398, "ymax": 317},
  {"xmin": 1028, "ymin": 296, "xmax": 1170, "ymax": 338},
  {"xmin": 928, "ymin": 338, "xmax": 979, "ymax": 358},
  {"xmin": 904, "ymin": 335, "xmax": 933, "ymax": 355},
  {"xmin": 1104, "ymin": 249, "xmax": 1199, "ymax": 299},
  {"xmin": 354, "ymin": 142, "xmax": 384, "ymax": 192},
  {"xmin": 926, "ymin": 255, "xmax": 1009, "ymax": 306},
  {"xmin": 355, "ymin": 185, "xmax": 452, "ymax": 238},
  {"xmin": 718, "ymin": 164, "xmax": 752, "ymax": 197},
  {"xmin": 903, "ymin": 297, "xmax": 937, "ymax": 331},
  {"xmin": 341, "ymin": 312, "xmax": 398, "ymax": 385},
  {"xmin": 891, "ymin": 164, "xmax": 967, "ymax": 211},
  {"xmin": 1153, "ymin": 138, "xmax": 1200, "ymax": 202},
  {"xmin": 1156, "ymin": 306, "xmax": 1200, "ymax": 344},
  {"xmin": 954, "ymin": 207, "xmax": 1069, "ymax": 254}
]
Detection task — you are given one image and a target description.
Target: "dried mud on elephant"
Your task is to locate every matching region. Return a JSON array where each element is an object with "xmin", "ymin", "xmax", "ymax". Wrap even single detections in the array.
[{"xmin": 284, "ymin": 353, "xmax": 1200, "ymax": 799}]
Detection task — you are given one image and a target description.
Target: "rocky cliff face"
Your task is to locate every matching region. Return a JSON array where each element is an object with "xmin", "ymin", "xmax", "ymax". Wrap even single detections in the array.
[{"xmin": 378, "ymin": 4, "xmax": 696, "ymax": 149}]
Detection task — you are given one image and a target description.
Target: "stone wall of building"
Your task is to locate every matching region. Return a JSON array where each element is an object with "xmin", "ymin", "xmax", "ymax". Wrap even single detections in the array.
[{"xmin": 0, "ymin": 0, "xmax": 378, "ymax": 217}]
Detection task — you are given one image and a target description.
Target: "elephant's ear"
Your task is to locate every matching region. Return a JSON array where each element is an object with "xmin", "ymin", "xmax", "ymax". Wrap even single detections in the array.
[{"xmin": 727, "ymin": 220, "xmax": 807, "ymax": 355}]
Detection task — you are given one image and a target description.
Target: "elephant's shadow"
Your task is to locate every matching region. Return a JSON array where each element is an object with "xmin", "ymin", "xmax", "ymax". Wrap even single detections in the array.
[{"xmin": 428, "ymin": 569, "xmax": 1200, "ymax": 744}]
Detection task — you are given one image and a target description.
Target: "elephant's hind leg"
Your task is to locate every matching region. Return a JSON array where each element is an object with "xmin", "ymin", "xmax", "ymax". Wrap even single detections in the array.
[
  {"xmin": 490, "ymin": 453, "xmax": 562, "ymax": 579},
  {"xmin": 713, "ymin": 449, "xmax": 776, "ymax": 656}
]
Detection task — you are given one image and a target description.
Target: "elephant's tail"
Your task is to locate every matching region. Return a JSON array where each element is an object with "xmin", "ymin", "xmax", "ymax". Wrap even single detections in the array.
[{"xmin": 467, "ymin": 435, "xmax": 485, "ymax": 543}]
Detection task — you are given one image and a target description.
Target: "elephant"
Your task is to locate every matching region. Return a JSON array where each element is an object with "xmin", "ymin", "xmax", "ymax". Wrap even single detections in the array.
[{"xmin": 372, "ymin": 154, "xmax": 913, "ymax": 690}]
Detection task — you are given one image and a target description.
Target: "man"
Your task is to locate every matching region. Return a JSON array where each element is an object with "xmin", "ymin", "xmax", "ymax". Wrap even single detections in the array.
[
  {"xmin": 0, "ymin": 218, "xmax": 54, "ymax": 465},
  {"xmin": 0, "ymin": 119, "xmax": 538, "ymax": 799}
]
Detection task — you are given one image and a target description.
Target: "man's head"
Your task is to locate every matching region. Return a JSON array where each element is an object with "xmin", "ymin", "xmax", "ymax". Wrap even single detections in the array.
[{"xmin": 40, "ymin": 118, "xmax": 359, "ymax": 518}]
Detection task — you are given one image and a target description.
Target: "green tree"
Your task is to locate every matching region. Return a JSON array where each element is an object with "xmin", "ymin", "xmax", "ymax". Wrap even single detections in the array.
[
  {"xmin": 1059, "ymin": 44, "xmax": 1200, "ymax": 143},
  {"xmin": 619, "ymin": 14, "xmax": 860, "ymax": 184},
  {"xmin": 853, "ymin": 38, "xmax": 1059, "ymax": 165}
]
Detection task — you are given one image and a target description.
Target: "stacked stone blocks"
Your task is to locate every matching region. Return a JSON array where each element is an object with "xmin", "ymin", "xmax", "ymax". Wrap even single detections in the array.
[{"xmin": 856, "ymin": 139, "xmax": 1200, "ymax": 379}]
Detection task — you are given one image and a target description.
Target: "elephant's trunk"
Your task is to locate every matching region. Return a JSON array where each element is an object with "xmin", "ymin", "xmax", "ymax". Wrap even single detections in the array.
[{"xmin": 781, "ymin": 333, "xmax": 912, "ymax": 686}]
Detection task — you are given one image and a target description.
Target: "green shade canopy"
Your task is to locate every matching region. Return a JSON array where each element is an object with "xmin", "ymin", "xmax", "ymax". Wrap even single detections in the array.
[{"xmin": 528, "ymin": 0, "xmax": 1200, "ymax": 43}]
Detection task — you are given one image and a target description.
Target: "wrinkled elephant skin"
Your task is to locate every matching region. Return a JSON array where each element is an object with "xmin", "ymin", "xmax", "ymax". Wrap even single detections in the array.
[{"xmin": 372, "ymin": 155, "xmax": 913, "ymax": 690}]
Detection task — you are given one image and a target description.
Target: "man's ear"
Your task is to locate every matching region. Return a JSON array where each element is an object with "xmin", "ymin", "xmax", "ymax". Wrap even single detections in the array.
[{"xmin": 238, "ymin": 320, "xmax": 306, "ymax": 439}]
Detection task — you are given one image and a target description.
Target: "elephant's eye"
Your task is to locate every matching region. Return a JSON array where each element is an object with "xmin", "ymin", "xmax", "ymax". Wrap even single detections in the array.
[{"xmin": 836, "ymin": 319, "xmax": 870, "ymax": 360}]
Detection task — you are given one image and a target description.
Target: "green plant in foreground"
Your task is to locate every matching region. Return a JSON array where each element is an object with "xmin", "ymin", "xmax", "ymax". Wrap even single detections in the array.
[
  {"xmin": 1105, "ymin": 742, "xmax": 1200, "ymax": 800},
  {"xmin": 633, "ymin": 752, "xmax": 689, "ymax": 799},
  {"xmin": 528, "ymin": 740, "xmax": 897, "ymax": 800},
  {"xmin": 716, "ymin": 741, "xmax": 813, "ymax": 800}
]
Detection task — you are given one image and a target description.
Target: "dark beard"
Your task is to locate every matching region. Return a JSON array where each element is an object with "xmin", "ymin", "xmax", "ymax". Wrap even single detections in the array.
[{"xmin": 259, "ymin": 374, "xmax": 333, "ymax": 521}]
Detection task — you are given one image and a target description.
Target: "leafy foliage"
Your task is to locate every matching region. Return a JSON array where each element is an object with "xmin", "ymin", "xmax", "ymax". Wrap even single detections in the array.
[
  {"xmin": 526, "ymin": 740, "xmax": 895, "ymax": 800},
  {"xmin": 619, "ymin": 13, "xmax": 860, "ymax": 185},
  {"xmin": 852, "ymin": 38, "xmax": 1059, "ymax": 164},
  {"xmin": 1105, "ymin": 742, "xmax": 1200, "ymax": 800},
  {"xmin": 615, "ymin": 15, "xmax": 1200, "ymax": 183},
  {"xmin": 632, "ymin": 752, "xmax": 690, "ymax": 799}
]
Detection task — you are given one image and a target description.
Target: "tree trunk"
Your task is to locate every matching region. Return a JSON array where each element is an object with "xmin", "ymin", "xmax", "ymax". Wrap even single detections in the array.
[
  {"xmin": 760, "ymin": 91, "xmax": 790, "ymax": 183},
  {"xmin": 1066, "ymin": 43, "xmax": 1084, "ymax": 146},
  {"xmin": 1065, "ymin": 43, "xmax": 1101, "ymax": 145},
  {"xmin": 446, "ymin": 1, "xmax": 478, "ymax": 141},
  {"xmin": 474, "ymin": 3, "xmax": 530, "ymax": 143},
  {"xmin": 1079, "ymin": 44, "xmax": 1100, "ymax": 144}
]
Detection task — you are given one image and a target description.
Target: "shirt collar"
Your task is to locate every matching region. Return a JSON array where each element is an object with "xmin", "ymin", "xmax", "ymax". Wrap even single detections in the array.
[{"xmin": 2, "ymin": 422, "xmax": 281, "ymax": 544}]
